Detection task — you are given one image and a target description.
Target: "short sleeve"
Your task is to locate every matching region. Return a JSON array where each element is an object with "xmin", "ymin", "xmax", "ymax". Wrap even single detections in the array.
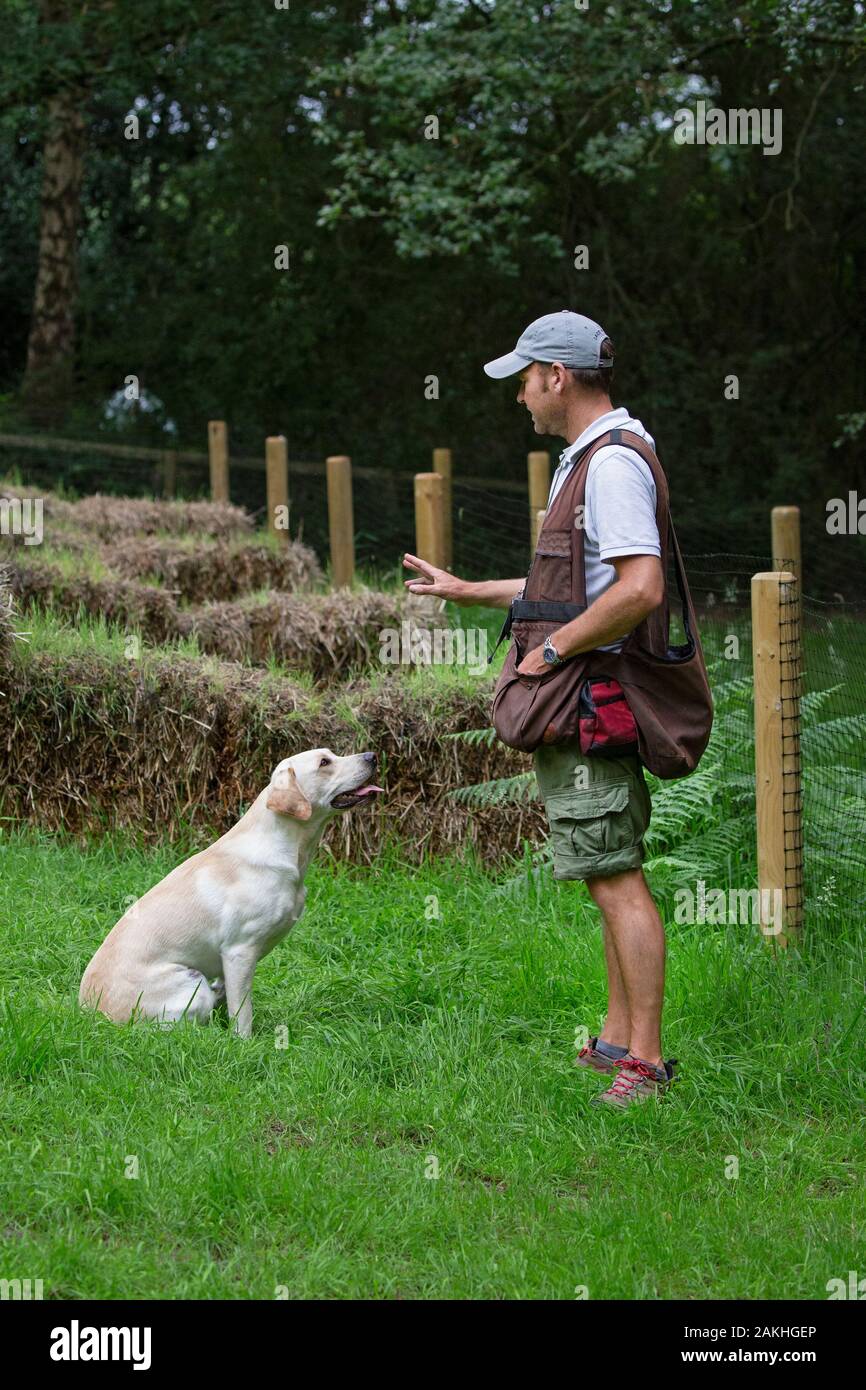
[{"xmin": 586, "ymin": 449, "xmax": 661, "ymax": 562}]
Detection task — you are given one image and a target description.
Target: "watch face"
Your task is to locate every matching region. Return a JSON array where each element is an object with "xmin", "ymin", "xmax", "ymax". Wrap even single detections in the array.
[{"xmin": 544, "ymin": 645, "xmax": 557, "ymax": 663}]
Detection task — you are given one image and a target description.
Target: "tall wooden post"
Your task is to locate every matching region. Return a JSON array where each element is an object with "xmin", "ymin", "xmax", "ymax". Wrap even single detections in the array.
[
  {"xmin": 414, "ymin": 472, "xmax": 445, "ymax": 570},
  {"xmin": 771, "ymin": 506, "xmax": 801, "ymax": 586},
  {"xmin": 326, "ymin": 455, "xmax": 354, "ymax": 588},
  {"xmin": 528, "ymin": 451, "xmax": 550, "ymax": 550},
  {"xmin": 265, "ymin": 435, "xmax": 289, "ymax": 545},
  {"xmin": 208, "ymin": 420, "xmax": 229, "ymax": 503},
  {"xmin": 772, "ymin": 504, "xmax": 802, "ymax": 674},
  {"xmin": 752, "ymin": 570, "xmax": 804, "ymax": 948},
  {"xmin": 533, "ymin": 508, "xmax": 546, "ymax": 549},
  {"xmin": 432, "ymin": 447, "xmax": 453, "ymax": 569}
]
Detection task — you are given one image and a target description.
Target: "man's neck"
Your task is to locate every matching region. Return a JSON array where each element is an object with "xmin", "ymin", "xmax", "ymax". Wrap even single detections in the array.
[{"xmin": 563, "ymin": 394, "xmax": 615, "ymax": 447}]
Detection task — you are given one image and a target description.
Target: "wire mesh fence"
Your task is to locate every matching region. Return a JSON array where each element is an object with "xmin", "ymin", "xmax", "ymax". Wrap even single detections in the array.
[
  {"xmin": 779, "ymin": 577, "xmax": 804, "ymax": 936},
  {"xmin": 3, "ymin": 433, "xmax": 865, "ymax": 937},
  {"xmin": 797, "ymin": 592, "xmax": 866, "ymax": 924}
]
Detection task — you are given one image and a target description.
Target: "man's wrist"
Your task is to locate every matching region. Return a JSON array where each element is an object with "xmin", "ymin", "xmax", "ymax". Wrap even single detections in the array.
[
  {"xmin": 543, "ymin": 634, "xmax": 564, "ymax": 666},
  {"xmin": 552, "ymin": 624, "xmax": 584, "ymax": 660},
  {"xmin": 452, "ymin": 579, "xmax": 475, "ymax": 607}
]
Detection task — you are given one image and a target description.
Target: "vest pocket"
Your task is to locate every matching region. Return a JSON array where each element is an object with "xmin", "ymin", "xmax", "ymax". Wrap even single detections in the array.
[
  {"xmin": 532, "ymin": 528, "xmax": 573, "ymax": 604},
  {"xmin": 512, "ymin": 618, "xmax": 555, "ymax": 668}
]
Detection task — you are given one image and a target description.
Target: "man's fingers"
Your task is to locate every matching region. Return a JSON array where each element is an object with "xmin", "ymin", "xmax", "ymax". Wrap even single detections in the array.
[{"xmin": 403, "ymin": 553, "xmax": 437, "ymax": 578}]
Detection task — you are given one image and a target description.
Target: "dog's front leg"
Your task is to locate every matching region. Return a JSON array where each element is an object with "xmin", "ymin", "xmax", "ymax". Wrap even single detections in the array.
[{"xmin": 222, "ymin": 946, "xmax": 259, "ymax": 1039}]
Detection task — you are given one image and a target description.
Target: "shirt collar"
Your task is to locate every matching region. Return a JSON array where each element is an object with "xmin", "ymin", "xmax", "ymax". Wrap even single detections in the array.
[{"xmin": 554, "ymin": 407, "xmax": 631, "ymax": 471}]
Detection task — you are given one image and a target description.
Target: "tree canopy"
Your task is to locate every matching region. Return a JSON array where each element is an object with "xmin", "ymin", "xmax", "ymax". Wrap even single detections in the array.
[{"xmin": 1, "ymin": 0, "xmax": 863, "ymax": 553}]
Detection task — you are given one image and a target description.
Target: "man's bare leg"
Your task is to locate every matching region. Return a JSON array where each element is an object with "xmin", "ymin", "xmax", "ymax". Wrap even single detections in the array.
[
  {"xmin": 598, "ymin": 918, "xmax": 631, "ymax": 1049},
  {"xmin": 586, "ymin": 867, "xmax": 665, "ymax": 1067}
]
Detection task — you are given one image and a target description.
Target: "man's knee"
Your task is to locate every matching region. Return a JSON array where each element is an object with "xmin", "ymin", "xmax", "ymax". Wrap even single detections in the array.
[{"xmin": 586, "ymin": 865, "xmax": 646, "ymax": 911}]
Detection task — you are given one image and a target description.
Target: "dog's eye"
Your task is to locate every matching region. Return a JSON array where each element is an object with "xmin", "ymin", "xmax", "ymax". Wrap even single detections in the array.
[{"xmin": 319, "ymin": 757, "xmax": 331, "ymax": 768}]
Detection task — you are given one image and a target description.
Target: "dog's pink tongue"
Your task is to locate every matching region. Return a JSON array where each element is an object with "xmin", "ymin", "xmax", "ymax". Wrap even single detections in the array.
[{"xmin": 358, "ymin": 784, "xmax": 384, "ymax": 796}]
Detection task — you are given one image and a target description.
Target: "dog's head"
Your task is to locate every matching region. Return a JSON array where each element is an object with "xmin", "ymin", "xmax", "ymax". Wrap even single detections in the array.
[{"xmin": 265, "ymin": 749, "xmax": 383, "ymax": 821}]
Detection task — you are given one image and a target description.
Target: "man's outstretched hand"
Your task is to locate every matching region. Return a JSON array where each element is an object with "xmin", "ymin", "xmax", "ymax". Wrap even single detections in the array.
[{"xmin": 402, "ymin": 553, "xmax": 466, "ymax": 604}]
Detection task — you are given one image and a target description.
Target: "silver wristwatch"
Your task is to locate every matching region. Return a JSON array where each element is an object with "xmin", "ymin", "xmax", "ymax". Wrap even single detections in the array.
[{"xmin": 543, "ymin": 635, "xmax": 563, "ymax": 666}]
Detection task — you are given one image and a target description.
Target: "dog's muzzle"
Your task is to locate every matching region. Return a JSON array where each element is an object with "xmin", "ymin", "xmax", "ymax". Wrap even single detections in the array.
[{"xmin": 330, "ymin": 783, "xmax": 383, "ymax": 809}]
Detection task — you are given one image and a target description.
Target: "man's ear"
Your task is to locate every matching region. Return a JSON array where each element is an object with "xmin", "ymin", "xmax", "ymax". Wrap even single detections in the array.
[{"xmin": 266, "ymin": 767, "xmax": 313, "ymax": 821}]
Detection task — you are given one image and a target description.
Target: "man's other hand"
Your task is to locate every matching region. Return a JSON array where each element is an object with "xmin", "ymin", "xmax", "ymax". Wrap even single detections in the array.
[
  {"xmin": 516, "ymin": 644, "xmax": 549, "ymax": 677},
  {"xmin": 403, "ymin": 553, "xmax": 465, "ymax": 603}
]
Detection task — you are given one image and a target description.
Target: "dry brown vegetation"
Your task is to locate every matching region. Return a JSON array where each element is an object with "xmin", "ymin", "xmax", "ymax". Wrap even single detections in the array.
[
  {"xmin": 0, "ymin": 481, "xmax": 252, "ymax": 541},
  {"xmin": 101, "ymin": 535, "xmax": 323, "ymax": 601},
  {"xmin": 0, "ymin": 565, "xmax": 16, "ymax": 666},
  {"xmin": 0, "ymin": 640, "xmax": 539, "ymax": 865},
  {"xmin": 1, "ymin": 474, "xmax": 530, "ymax": 863},
  {"xmin": 2, "ymin": 478, "xmax": 448, "ymax": 678},
  {"xmin": 6, "ymin": 557, "xmax": 442, "ymax": 678}
]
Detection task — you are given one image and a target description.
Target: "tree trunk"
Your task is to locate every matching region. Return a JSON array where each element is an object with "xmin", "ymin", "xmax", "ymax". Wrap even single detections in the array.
[{"xmin": 22, "ymin": 90, "xmax": 86, "ymax": 425}]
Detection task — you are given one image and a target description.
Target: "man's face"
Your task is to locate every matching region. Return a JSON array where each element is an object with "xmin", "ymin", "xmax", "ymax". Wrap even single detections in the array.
[{"xmin": 516, "ymin": 361, "xmax": 566, "ymax": 435}]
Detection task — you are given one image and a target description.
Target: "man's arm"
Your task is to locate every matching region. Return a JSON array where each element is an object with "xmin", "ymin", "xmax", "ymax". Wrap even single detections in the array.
[
  {"xmin": 403, "ymin": 553, "xmax": 524, "ymax": 609},
  {"xmin": 516, "ymin": 554, "xmax": 664, "ymax": 674}
]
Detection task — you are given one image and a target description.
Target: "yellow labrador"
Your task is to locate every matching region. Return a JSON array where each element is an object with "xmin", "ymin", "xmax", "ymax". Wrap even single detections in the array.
[{"xmin": 79, "ymin": 749, "xmax": 382, "ymax": 1037}]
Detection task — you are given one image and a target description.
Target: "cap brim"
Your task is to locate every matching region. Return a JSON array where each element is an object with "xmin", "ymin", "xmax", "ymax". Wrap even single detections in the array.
[{"xmin": 483, "ymin": 351, "xmax": 532, "ymax": 379}]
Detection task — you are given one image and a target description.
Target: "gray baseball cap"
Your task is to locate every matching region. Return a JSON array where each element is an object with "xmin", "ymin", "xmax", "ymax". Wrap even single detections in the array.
[{"xmin": 483, "ymin": 310, "xmax": 611, "ymax": 379}]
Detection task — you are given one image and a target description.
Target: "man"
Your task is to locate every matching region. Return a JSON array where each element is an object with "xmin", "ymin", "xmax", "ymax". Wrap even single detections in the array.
[{"xmin": 403, "ymin": 310, "xmax": 676, "ymax": 1107}]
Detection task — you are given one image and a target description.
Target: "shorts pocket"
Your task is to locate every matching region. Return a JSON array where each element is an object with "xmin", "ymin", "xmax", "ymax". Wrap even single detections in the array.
[{"xmin": 544, "ymin": 782, "xmax": 634, "ymax": 863}]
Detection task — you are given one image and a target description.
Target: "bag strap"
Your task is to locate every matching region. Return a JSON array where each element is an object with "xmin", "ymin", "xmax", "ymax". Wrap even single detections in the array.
[{"xmin": 606, "ymin": 428, "xmax": 696, "ymax": 645}]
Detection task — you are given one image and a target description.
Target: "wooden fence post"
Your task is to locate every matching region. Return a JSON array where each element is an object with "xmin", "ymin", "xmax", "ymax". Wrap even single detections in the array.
[
  {"xmin": 533, "ymin": 508, "xmax": 546, "ymax": 549},
  {"xmin": 528, "ymin": 451, "xmax": 550, "ymax": 550},
  {"xmin": 326, "ymin": 455, "xmax": 354, "ymax": 588},
  {"xmin": 771, "ymin": 506, "xmax": 801, "ymax": 586},
  {"xmin": 265, "ymin": 435, "xmax": 289, "ymax": 545},
  {"xmin": 772, "ymin": 504, "xmax": 802, "ymax": 673},
  {"xmin": 432, "ymin": 447, "xmax": 453, "ymax": 569},
  {"xmin": 414, "ymin": 472, "xmax": 445, "ymax": 570},
  {"xmin": 207, "ymin": 420, "xmax": 230, "ymax": 503},
  {"xmin": 752, "ymin": 570, "xmax": 804, "ymax": 948}
]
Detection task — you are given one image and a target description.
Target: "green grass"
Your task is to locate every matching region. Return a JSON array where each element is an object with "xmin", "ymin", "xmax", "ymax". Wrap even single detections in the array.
[
  {"xmin": 0, "ymin": 823, "xmax": 863, "ymax": 1300},
  {"xmin": 11, "ymin": 603, "xmax": 209, "ymax": 667}
]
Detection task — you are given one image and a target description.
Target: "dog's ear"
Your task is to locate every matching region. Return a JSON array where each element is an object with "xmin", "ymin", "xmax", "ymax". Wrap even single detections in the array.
[{"xmin": 266, "ymin": 767, "xmax": 313, "ymax": 821}]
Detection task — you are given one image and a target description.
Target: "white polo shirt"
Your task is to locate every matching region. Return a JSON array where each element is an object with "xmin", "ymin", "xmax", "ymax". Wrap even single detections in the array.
[{"xmin": 525, "ymin": 406, "xmax": 661, "ymax": 654}]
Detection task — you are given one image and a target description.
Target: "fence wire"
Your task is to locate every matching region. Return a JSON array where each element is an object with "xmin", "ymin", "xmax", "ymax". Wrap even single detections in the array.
[
  {"xmin": 780, "ymin": 577, "xmax": 805, "ymax": 934},
  {"xmin": 3, "ymin": 442, "xmax": 866, "ymax": 935}
]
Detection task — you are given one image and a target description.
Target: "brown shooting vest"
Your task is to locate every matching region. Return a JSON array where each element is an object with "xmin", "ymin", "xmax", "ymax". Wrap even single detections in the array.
[{"xmin": 489, "ymin": 428, "xmax": 713, "ymax": 779}]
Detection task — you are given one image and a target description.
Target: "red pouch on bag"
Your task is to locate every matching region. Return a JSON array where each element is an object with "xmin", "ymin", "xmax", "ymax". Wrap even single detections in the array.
[{"xmin": 578, "ymin": 677, "xmax": 639, "ymax": 757}]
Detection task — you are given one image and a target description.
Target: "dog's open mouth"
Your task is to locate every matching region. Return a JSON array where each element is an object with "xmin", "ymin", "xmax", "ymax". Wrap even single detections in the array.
[{"xmin": 330, "ymin": 783, "xmax": 384, "ymax": 810}]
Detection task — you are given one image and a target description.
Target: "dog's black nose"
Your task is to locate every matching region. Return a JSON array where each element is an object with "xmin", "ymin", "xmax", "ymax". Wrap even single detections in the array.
[{"xmin": 363, "ymin": 750, "xmax": 377, "ymax": 764}]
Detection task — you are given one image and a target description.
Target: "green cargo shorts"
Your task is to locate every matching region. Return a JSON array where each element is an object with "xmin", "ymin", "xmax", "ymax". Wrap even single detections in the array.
[{"xmin": 533, "ymin": 737, "xmax": 652, "ymax": 881}]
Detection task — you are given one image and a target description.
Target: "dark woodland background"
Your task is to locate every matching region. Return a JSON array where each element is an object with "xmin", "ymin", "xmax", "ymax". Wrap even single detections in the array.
[{"xmin": 1, "ymin": 0, "xmax": 864, "ymax": 586}]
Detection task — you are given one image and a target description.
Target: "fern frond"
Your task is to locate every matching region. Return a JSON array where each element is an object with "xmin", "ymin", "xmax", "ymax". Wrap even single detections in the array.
[
  {"xmin": 641, "ymin": 763, "xmax": 721, "ymax": 849},
  {"xmin": 447, "ymin": 772, "xmax": 539, "ymax": 806},
  {"xmin": 801, "ymin": 684, "xmax": 845, "ymax": 715},
  {"xmin": 444, "ymin": 726, "xmax": 498, "ymax": 748},
  {"xmin": 644, "ymin": 820, "xmax": 752, "ymax": 887},
  {"xmin": 801, "ymin": 714, "xmax": 866, "ymax": 761}
]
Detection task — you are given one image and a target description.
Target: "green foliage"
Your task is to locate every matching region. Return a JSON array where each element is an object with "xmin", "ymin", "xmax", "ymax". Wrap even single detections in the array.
[
  {"xmin": 1, "ymin": 0, "xmax": 864, "ymax": 578},
  {"xmin": 0, "ymin": 823, "xmax": 864, "ymax": 1297},
  {"xmin": 446, "ymin": 663, "xmax": 865, "ymax": 925}
]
